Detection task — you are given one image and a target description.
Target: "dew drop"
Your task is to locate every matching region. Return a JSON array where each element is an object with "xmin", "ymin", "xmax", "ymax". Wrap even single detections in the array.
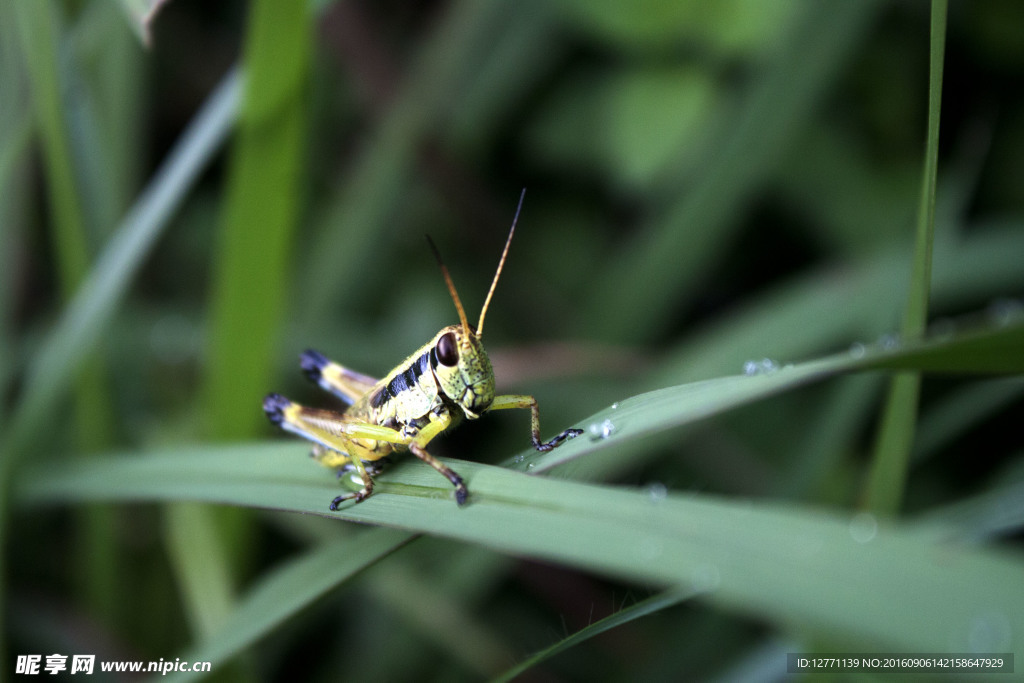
[
  {"xmin": 848, "ymin": 342, "xmax": 866, "ymax": 359},
  {"xmin": 849, "ymin": 512, "xmax": 878, "ymax": 544},
  {"xmin": 611, "ymin": 402, "xmax": 619, "ymax": 410},
  {"xmin": 588, "ymin": 418, "xmax": 617, "ymax": 440},
  {"xmin": 743, "ymin": 358, "xmax": 780, "ymax": 376},
  {"xmin": 646, "ymin": 482, "xmax": 668, "ymax": 503},
  {"xmin": 878, "ymin": 333, "xmax": 901, "ymax": 352}
]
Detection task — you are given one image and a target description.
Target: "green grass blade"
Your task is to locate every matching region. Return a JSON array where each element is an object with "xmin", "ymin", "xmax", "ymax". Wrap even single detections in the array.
[
  {"xmin": 492, "ymin": 588, "xmax": 695, "ymax": 683},
  {"xmin": 917, "ymin": 479, "xmax": 1024, "ymax": 545},
  {"xmin": 367, "ymin": 558, "xmax": 513, "ymax": 677},
  {"xmin": 863, "ymin": 0, "xmax": 948, "ymax": 517},
  {"xmin": 586, "ymin": 0, "xmax": 882, "ymax": 342},
  {"xmin": 914, "ymin": 378, "xmax": 1024, "ymax": 462},
  {"xmin": 0, "ymin": 66, "xmax": 237, "ymax": 664},
  {"xmin": 653, "ymin": 224, "xmax": 1024, "ymax": 388},
  {"xmin": 13, "ymin": 0, "xmax": 116, "ymax": 454},
  {"xmin": 297, "ymin": 1, "xmax": 526, "ymax": 324},
  {"xmin": 163, "ymin": 504, "xmax": 237, "ymax": 641},
  {"xmin": 17, "ymin": 443, "xmax": 1024, "ymax": 656},
  {"xmin": 905, "ymin": 0, "xmax": 947, "ymax": 340},
  {"xmin": 163, "ymin": 529, "xmax": 413, "ymax": 682},
  {"xmin": 0, "ymin": 66, "xmax": 33, "ymax": 422},
  {"xmin": 115, "ymin": 0, "xmax": 165, "ymax": 46},
  {"xmin": 176, "ymin": 0, "xmax": 310, "ymax": 649},
  {"xmin": 13, "ymin": 3, "xmax": 90, "ymax": 291},
  {"xmin": 201, "ymin": 0, "xmax": 309, "ymax": 441},
  {"xmin": 515, "ymin": 317, "xmax": 1024, "ymax": 477},
  {"xmin": 14, "ymin": 317, "xmax": 1024, "ymax": 662},
  {"xmin": 10, "ymin": 2, "xmax": 120, "ymax": 650},
  {"xmin": 0, "ymin": 69, "xmax": 238, "ymax": 467}
]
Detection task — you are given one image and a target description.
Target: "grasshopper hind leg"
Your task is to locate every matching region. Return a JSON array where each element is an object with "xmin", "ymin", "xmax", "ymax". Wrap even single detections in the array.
[
  {"xmin": 328, "ymin": 447, "xmax": 378, "ymax": 510},
  {"xmin": 308, "ymin": 446, "xmax": 394, "ymax": 509},
  {"xmin": 265, "ymin": 392, "xmax": 469, "ymax": 507},
  {"xmin": 326, "ymin": 454, "xmax": 404, "ymax": 510}
]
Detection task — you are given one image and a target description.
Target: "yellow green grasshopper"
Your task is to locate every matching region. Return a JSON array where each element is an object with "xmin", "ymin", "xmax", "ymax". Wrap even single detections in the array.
[{"xmin": 263, "ymin": 191, "xmax": 582, "ymax": 509}]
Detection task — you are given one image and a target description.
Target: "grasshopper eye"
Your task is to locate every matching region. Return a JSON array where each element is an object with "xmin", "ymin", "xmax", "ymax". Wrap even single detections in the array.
[{"xmin": 436, "ymin": 332, "xmax": 459, "ymax": 367}]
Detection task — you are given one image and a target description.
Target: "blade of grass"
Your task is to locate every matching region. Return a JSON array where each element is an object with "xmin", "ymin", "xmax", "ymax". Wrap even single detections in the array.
[
  {"xmin": 11, "ymin": 0, "xmax": 123, "ymax": 645},
  {"xmin": 116, "ymin": 0, "xmax": 167, "ymax": 46},
  {"xmin": 367, "ymin": 560, "xmax": 514, "ymax": 677},
  {"xmin": 175, "ymin": 0, "xmax": 310, "ymax": 644},
  {"xmin": 13, "ymin": 0, "xmax": 117, "ymax": 456},
  {"xmin": 298, "ymin": 0, "xmax": 529, "ymax": 323},
  {"xmin": 0, "ymin": 69, "xmax": 34, "ymax": 423},
  {"xmin": 162, "ymin": 529, "xmax": 414, "ymax": 682},
  {"xmin": 163, "ymin": 504, "xmax": 237, "ymax": 641},
  {"xmin": 13, "ymin": 1, "xmax": 116, "ymax": 453},
  {"xmin": 863, "ymin": 0, "xmax": 947, "ymax": 517},
  {"xmin": 492, "ymin": 587, "xmax": 695, "ymax": 683},
  {"xmin": 916, "ymin": 478, "xmax": 1024, "ymax": 545},
  {"xmin": 13, "ymin": 3, "xmax": 90, "ymax": 289},
  {"xmin": 654, "ymin": 223, "xmax": 1024, "ymax": 387},
  {"xmin": 201, "ymin": 0, "xmax": 310, "ymax": 441},
  {"xmin": 521, "ymin": 317, "xmax": 1024, "ymax": 477},
  {"xmin": 0, "ymin": 66, "xmax": 238, "ymax": 660},
  {"xmin": 0, "ymin": 68, "xmax": 238, "ymax": 465},
  {"xmin": 780, "ymin": 374, "xmax": 881, "ymax": 499},
  {"xmin": 66, "ymin": 1, "xmax": 147, "ymax": 629},
  {"xmin": 75, "ymin": 1, "xmax": 144, "ymax": 235},
  {"xmin": 586, "ymin": 0, "xmax": 882, "ymax": 343},
  {"xmin": 15, "ymin": 316, "xmax": 1024, "ymax": 664},
  {"xmin": 913, "ymin": 378, "xmax": 1024, "ymax": 463},
  {"xmin": 17, "ymin": 442, "xmax": 1024, "ymax": 657}
]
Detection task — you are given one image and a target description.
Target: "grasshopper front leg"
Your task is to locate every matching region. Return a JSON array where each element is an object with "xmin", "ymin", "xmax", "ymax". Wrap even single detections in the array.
[{"xmin": 488, "ymin": 394, "xmax": 583, "ymax": 452}]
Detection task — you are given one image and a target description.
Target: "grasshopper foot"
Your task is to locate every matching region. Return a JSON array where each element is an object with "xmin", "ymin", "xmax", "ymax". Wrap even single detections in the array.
[
  {"xmin": 263, "ymin": 393, "xmax": 292, "ymax": 426},
  {"xmin": 534, "ymin": 427, "xmax": 584, "ymax": 452},
  {"xmin": 300, "ymin": 349, "xmax": 329, "ymax": 384}
]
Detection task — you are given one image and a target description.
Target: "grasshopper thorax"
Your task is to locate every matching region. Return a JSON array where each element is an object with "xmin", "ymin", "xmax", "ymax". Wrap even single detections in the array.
[{"xmin": 430, "ymin": 323, "xmax": 495, "ymax": 419}]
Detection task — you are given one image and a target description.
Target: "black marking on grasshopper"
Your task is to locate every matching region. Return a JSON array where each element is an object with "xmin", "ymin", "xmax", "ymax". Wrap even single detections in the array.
[
  {"xmin": 369, "ymin": 347, "xmax": 433, "ymax": 410},
  {"xmin": 368, "ymin": 384, "xmax": 390, "ymax": 410}
]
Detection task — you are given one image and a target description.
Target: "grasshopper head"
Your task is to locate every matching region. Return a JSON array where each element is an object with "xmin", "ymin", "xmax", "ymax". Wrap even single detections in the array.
[
  {"xmin": 430, "ymin": 324, "xmax": 495, "ymax": 419},
  {"xmin": 427, "ymin": 189, "xmax": 524, "ymax": 420}
]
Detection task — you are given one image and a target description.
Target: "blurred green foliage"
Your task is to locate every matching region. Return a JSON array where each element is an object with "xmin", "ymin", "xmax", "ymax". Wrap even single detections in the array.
[{"xmin": 2, "ymin": 0, "xmax": 1024, "ymax": 680}]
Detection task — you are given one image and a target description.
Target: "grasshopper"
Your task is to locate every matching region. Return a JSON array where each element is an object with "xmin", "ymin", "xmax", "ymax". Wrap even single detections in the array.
[{"xmin": 263, "ymin": 191, "xmax": 582, "ymax": 509}]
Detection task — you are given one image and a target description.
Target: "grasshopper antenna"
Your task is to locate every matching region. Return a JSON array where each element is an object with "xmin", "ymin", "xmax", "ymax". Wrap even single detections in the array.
[
  {"xmin": 427, "ymin": 235, "xmax": 472, "ymax": 339},
  {"xmin": 477, "ymin": 188, "xmax": 525, "ymax": 338}
]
